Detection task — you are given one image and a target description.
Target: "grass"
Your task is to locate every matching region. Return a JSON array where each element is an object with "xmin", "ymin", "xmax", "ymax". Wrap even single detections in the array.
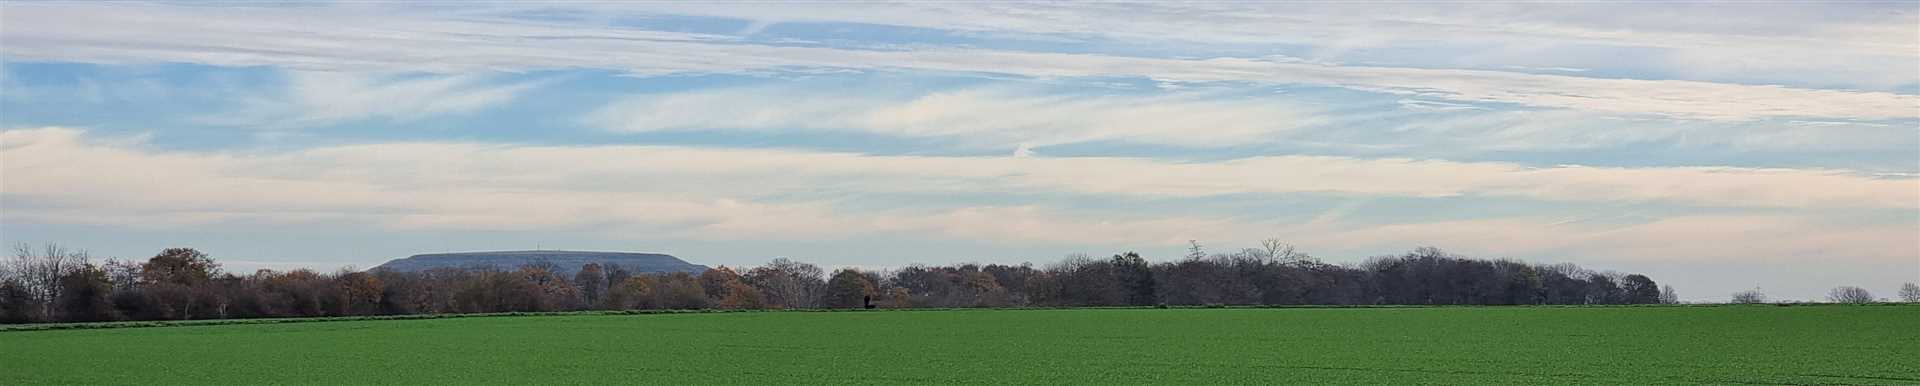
[{"xmin": 3, "ymin": 306, "xmax": 1915, "ymax": 385}]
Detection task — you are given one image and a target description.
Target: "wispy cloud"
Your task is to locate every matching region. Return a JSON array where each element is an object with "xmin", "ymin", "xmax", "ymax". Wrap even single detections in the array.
[
  {"xmin": 201, "ymin": 71, "xmax": 546, "ymax": 128},
  {"xmin": 5, "ymin": 3, "xmax": 1913, "ymax": 121},
  {"xmin": 8, "ymin": 127, "xmax": 1913, "ymax": 223},
  {"xmin": 584, "ymin": 84, "xmax": 1918, "ymax": 155},
  {"xmin": 5, "ymin": 127, "xmax": 1912, "ymax": 266},
  {"xmin": 618, "ymin": 2, "xmax": 1920, "ymax": 88},
  {"xmin": 586, "ymin": 86, "xmax": 1323, "ymax": 148}
]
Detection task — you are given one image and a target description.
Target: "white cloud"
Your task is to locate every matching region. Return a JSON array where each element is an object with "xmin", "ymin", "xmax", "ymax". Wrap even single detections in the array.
[
  {"xmin": 665, "ymin": 3, "xmax": 1918, "ymax": 56},
  {"xmin": 4, "ymin": 3, "xmax": 1914, "ymax": 121},
  {"xmin": 585, "ymin": 85, "xmax": 1919, "ymax": 153},
  {"xmin": 0, "ymin": 127, "xmax": 1212, "ymax": 244},
  {"xmin": 5, "ymin": 127, "xmax": 1914, "ymax": 225},
  {"xmin": 4, "ymin": 127, "xmax": 1913, "ymax": 269},
  {"xmin": 204, "ymin": 71, "xmax": 546, "ymax": 127},
  {"xmin": 618, "ymin": 2, "xmax": 1920, "ymax": 88},
  {"xmin": 585, "ymin": 86, "xmax": 1322, "ymax": 147},
  {"xmin": 286, "ymin": 137, "xmax": 1920, "ymax": 210}
]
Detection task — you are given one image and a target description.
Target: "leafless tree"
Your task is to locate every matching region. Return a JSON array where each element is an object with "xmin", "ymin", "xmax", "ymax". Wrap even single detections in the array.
[
  {"xmin": 744, "ymin": 258, "xmax": 825, "ymax": 309},
  {"xmin": 102, "ymin": 258, "xmax": 143, "ymax": 289},
  {"xmin": 1659, "ymin": 285, "xmax": 1680, "ymax": 304},
  {"xmin": 8, "ymin": 243, "xmax": 89, "ymax": 319},
  {"xmin": 1901, "ymin": 283, "xmax": 1920, "ymax": 303},
  {"xmin": 1729, "ymin": 289, "xmax": 1767, "ymax": 304},
  {"xmin": 1185, "ymin": 240, "xmax": 1206, "ymax": 261},
  {"xmin": 1259, "ymin": 239, "xmax": 1312, "ymax": 265},
  {"xmin": 1827, "ymin": 286, "xmax": 1875, "ymax": 304}
]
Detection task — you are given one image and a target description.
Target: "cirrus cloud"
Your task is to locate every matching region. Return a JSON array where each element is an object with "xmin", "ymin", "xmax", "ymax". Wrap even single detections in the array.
[
  {"xmin": 4, "ymin": 3, "xmax": 1914, "ymax": 122},
  {"xmin": 5, "ymin": 127, "xmax": 1913, "ymax": 229}
]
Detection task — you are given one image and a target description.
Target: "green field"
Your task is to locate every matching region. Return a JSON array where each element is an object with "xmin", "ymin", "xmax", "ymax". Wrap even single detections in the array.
[{"xmin": 3, "ymin": 306, "xmax": 1916, "ymax": 385}]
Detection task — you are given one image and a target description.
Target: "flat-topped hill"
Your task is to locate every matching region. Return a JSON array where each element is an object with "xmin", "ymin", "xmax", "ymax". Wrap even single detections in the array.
[{"xmin": 373, "ymin": 250, "xmax": 706, "ymax": 275}]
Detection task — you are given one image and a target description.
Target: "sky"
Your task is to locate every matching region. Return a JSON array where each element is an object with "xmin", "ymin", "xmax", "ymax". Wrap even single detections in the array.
[{"xmin": 1, "ymin": 2, "xmax": 1916, "ymax": 302}]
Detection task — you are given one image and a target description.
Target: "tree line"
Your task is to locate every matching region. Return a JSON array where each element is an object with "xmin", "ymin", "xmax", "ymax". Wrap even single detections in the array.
[
  {"xmin": 1730, "ymin": 284, "xmax": 1920, "ymax": 305},
  {"xmin": 2, "ymin": 240, "xmax": 1902, "ymax": 324}
]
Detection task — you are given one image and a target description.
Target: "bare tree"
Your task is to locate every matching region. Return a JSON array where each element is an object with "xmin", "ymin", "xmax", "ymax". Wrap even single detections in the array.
[
  {"xmin": 1259, "ymin": 239, "xmax": 1312, "ymax": 265},
  {"xmin": 1185, "ymin": 240, "xmax": 1206, "ymax": 261},
  {"xmin": 9, "ymin": 243, "xmax": 89, "ymax": 319},
  {"xmin": 1827, "ymin": 286, "xmax": 1875, "ymax": 304},
  {"xmin": 744, "ymin": 258, "xmax": 825, "ymax": 309},
  {"xmin": 1729, "ymin": 289, "xmax": 1767, "ymax": 304},
  {"xmin": 102, "ymin": 258, "xmax": 142, "ymax": 289},
  {"xmin": 1901, "ymin": 283, "xmax": 1920, "ymax": 303},
  {"xmin": 1659, "ymin": 285, "xmax": 1680, "ymax": 304}
]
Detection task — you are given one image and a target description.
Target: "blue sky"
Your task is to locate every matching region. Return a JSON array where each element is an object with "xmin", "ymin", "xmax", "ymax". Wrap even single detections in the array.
[{"xmin": 2, "ymin": 2, "xmax": 1916, "ymax": 301}]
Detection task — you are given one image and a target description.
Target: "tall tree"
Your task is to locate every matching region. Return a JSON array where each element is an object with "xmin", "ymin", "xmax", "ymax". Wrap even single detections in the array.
[
  {"xmin": 883, "ymin": 287, "xmax": 911, "ymax": 309},
  {"xmin": 602, "ymin": 265, "xmax": 632, "ymax": 307},
  {"xmin": 654, "ymin": 272, "xmax": 707, "ymax": 309},
  {"xmin": 373, "ymin": 269, "xmax": 429, "ymax": 315},
  {"xmin": 9, "ymin": 243, "xmax": 88, "ymax": 320},
  {"xmin": 822, "ymin": 269, "xmax": 875, "ymax": 308},
  {"xmin": 1584, "ymin": 273, "xmax": 1625, "ymax": 305},
  {"xmin": 574, "ymin": 263, "xmax": 606, "ymax": 309},
  {"xmin": 607, "ymin": 275, "xmax": 658, "ymax": 310},
  {"xmin": 101, "ymin": 259, "xmax": 142, "ymax": 290},
  {"xmin": 136, "ymin": 247, "xmax": 227, "ymax": 319},
  {"xmin": 336, "ymin": 271, "xmax": 384, "ymax": 315},
  {"xmin": 0, "ymin": 278, "xmax": 42, "ymax": 323},
  {"xmin": 140, "ymin": 247, "xmax": 219, "ymax": 286},
  {"xmin": 1901, "ymin": 283, "xmax": 1920, "ymax": 303},
  {"xmin": 1109, "ymin": 252, "xmax": 1155, "ymax": 306},
  {"xmin": 1260, "ymin": 239, "xmax": 1312, "ymax": 265},
  {"xmin": 718, "ymin": 281, "xmax": 766, "ymax": 309},
  {"xmin": 58, "ymin": 264, "xmax": 117, "ymax": 322},
  {"xmin": 698, "ymin": 267, "xmax": 746, "ymax": 304},
  {"xmin": 744, "ymin": 258, "xmax": 825, "ymax": 309},
  {"xmin": 963, "ymin": 270, "xmax": 1011, "ymax": 307},
  {"xmin": 697, "ymin": 267, "xmax": 763, "ymax": 309},
  {"xmin": 517, "ymin": 263, "xmax": 576, "ymax": 311},
  {"xmin": 1043, "ymin": 254, "xmax": 1123, "ymax": 306},
  {"xmin": 1620, "ymin": 274, "xmax": 1660, "ymax": 304},
  {"xmin": 884, "ymin": 266, "xmax": 958, "ymax": 307}
]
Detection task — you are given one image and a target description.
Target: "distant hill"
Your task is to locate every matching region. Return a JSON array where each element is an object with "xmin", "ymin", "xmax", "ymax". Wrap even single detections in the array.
[{"xmin": 373, "ymin": 250, "xmax": 707, "ymax": 276}]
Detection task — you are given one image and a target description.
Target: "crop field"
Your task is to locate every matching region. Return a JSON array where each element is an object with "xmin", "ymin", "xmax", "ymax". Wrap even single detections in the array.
[{"xmin": 3, "ymin": 306, "xmax": 1916, "ymax": 385}]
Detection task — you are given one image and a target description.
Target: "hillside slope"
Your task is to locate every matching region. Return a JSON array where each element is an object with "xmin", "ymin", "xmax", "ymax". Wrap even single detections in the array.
[{"xmin": 374, "ymin": 250, "xmax": 707, "ymax": 275}]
